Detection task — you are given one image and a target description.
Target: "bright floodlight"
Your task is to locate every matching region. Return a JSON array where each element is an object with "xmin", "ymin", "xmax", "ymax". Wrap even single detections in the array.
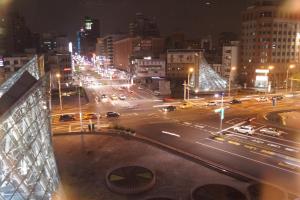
[
  {"xmin": 289, "ymin": 64, "xmax": 295, "ymax": 69},
  {"xmin": 56, "ymin": 73, "xmax": 61, "ymax": 78},
  {"xmin": 268, "ymin": 65, "xmax": 274, "ymax": 70},
  {"xmin": 189, "ymin": 68, "xmax": 194, "ymax": 73}
]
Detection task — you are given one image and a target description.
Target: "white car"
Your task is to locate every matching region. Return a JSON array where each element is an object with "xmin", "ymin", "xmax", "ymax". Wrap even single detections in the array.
[
  {"xmin": 119, "ymin": 94, "xmax": 126, "ymax": 100},
  {"xmin": 206, "ymin": 101, "xmax": 218, "ymax": 106},
  {"xmin": 259, "ymin": 127, "xmax": 283, "ymax": 137},
  {"xmin": 233, "ymin": 125, "xmax": 255, "ymax": 135},
  {"xmin": 256, "ymin": 96, "xmax": 268, "ymax": 102}
]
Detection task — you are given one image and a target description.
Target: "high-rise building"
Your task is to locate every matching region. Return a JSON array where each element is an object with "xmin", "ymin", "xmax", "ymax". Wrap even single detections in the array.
[
  {"xmin": 0, "ymin": 12, "xmax": 34, "ymax": 55},
  {"xmin": 129, "ymin": 13, "xmax": 160, "ymax": 37},
  {"xmin": 96, "ymin": 34, "xmax": 125, "ymax": 67},
  {"xmin": 0, "ymin": 56, "xmax": 59, "ymax": 199},
  {"xmin": 240, "ymin": 0, "xmax": 300, "ymax": 88},
  {"xmin": 78, "ymin": 16, "xmax": 100, "ymax": 56}
]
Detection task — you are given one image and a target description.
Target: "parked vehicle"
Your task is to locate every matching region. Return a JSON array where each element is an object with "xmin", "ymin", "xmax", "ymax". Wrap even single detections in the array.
[
  {"xmin": 162, "ymin": 105, "xmax": 176, "ymax": 112},
  {"xmin": 206, "ymin": 101, "xmax": 218, "ymax": 106},
  {"xmin": 256, "ymin": 96, "xmax": 268, "ymax": 102},
  {"xmin": 154, "ymin": 90, "xmax": 160, "ymax": 96},
  {"xmin": 59, "ymin": 114, "xmax": 75, "ymax": 122},
  {"xmin": 259, "ymin": 127, "xmax": 283, "ymax": 137},
  {"xmin": 110, "ymin": 94, "xmax": 118, "ymax": 100},
  {"xmin": 83, "ymin": 113, "xmax": 98, "ymax": 120},
  {"xmin": 119, "ymin": 94, "xmax": 126, "ymax": 100},
  {"xmin": 229, "ymin": 99, "xmax": 242, "ymax": 104},
  {"xmin": 233, "ymin": 125, "xmax": 255, "ymax": 135},
  {"xmin": 106, "ymin": 112, "xmax": 120, "ymax": 118}
]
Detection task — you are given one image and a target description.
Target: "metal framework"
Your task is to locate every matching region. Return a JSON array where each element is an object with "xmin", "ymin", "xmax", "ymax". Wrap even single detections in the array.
[{"xmin": 0, "ymin": 57, "xmax": 59, "ymax": 200}]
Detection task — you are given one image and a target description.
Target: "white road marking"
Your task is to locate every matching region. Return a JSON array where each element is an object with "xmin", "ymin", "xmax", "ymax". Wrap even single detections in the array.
[
  {"xmin": 195, "ymin": 141, "xmax": 300, "ymax": 175},
  {"xmin": 226, "ymin": 130, "xmax": 300, "ymax": 151},
  {"xmin": 161, "ymin": 131, "xmax": 181, "ymax": 138},
  {"xmin": 195, "ymin": 125, "xmax": 205, "ymax": 129}
]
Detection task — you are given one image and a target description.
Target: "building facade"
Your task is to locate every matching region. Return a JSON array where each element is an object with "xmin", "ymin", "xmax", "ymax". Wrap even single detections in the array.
[
  {"xmin": 96, "ymin": 34, "xmax": 125, "ymax": 67},
  {"xmin": 0, "ymin": 55, "xmax": 32, "ymax": 85},
  {"xmin": 0, "ymin": 56, "xmax": 59, "ymax": 199},
  {"xmin": 134, "ymin": 58, "xmax": 166, "ymax": 78},
  {"xmin": 113, "ymin": 36, "xmax": 165, "ymax": 72},
  {"xmin": 222, "ymin": 41, "xmax": 239, "ymax": 83},
  {"xmin": 240, "ymin": 0, "xmax": 300, "ymax": 88}
]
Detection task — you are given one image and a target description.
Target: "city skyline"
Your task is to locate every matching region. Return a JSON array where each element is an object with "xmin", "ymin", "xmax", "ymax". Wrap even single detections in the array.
[{"xmin": 10, "ymin": 0, "xmax": 258, "ymax": 39}]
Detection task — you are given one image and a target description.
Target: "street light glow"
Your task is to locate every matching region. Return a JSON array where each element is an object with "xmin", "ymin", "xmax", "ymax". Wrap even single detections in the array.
[
  {"xmin": 289, "ymin": 64, "xmax": 295, "ymax": 69},
  {"xmin": 56, "ymin": 73, "xmax": 61, "ymax": 78},
  {"xmin": 189, "ymin": 68, "xmax": 194, "ymax": 73},
  {"xmin": 268, "ymin": 65, "xmax": 274, "ymax": 70}
]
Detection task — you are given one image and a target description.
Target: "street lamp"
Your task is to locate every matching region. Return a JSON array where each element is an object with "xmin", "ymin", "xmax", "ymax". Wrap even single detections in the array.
[
  {"xmin": 56, "ymin": 73, "xmax": 63, "ymax": 112},
  {"xmin": 78, "ymin": 81, "xmax": 83, "ymax": 131},
  {"xmin": 286, "ymin": 64, "xmax": 295, "ymax": 93},
  {"xmin": 268, "ymin": 65, "xmax": 274, "ymax": 93},
  {"xmin": 228, "ymin": 66, "xmax": 236, "ymax": 97},
  {"xmin": 187, "ymin": 67, "xmax": 194, "ymax": 101}
]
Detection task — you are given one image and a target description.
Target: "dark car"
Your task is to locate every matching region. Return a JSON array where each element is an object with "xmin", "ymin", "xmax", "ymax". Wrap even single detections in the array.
[
  {"xmin": 229, "ymin": 99, "xmax": 242, "ymax": 104},
  {"xmin": 162, "ymin": 105, "xmax": 176, "ymax": 112},
  {"xmin": 59, "ymin": 114, "xmax": 75, "ymax": 122},
  {"xmin": 106, "ymin": 112, "xmax": 120, "ymax": 118},
  {"xmin": 271, "ymin": 95, "xmax": 283, "ymax": 100}
]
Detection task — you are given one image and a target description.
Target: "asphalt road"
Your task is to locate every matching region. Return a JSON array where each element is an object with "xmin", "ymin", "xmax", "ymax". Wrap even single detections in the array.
[{"xmin": 51, "ymin": 65, "xmax": 300, "ymax": 196}]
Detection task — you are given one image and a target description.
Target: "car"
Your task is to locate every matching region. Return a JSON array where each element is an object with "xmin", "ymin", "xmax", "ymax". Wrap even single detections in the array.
[
  {"xmin": 110, "ymin": 94, "xmax": 118, "ymax": 100},
  {"xmin": 162, "ymin": 105, "xmax": 176, "ymax": 112},
  {"xmin": 233, "ymin": 125, "xmax": 255, "ymax": 135},
  {"xmin": 229, "ymin": 99, "xmax": 242, "ymax": 104},
  {"xmin": 100, "ymin": 94, "xmax": 109, "ymax": 102},
  {"xmin": 180, "ymin": 102, "xmax": 193, "ymax": 109},
  {"xmin": 271, "ymin": 95, "xmax": 283, "ymax": 101},
  {"xmin": 206, "ymin": 101, "xmax": 218, "ymax": 106},
  {"xmin": 256, "ymin": 96, "xmax": 268, "ymax": 102},
  {"xmin": 119, "ymin": 94, "xmax": 126, "ymax": 100},
  {"xmin": 153, "ymin": 90, "xmax": 160, "ymax": 96},
  {"xmin": 82, "ymin": 113, "xmax": 99, "ymax": 120},
  {"xmin": 59, "ymin": 114, "xmax": 75, "ymax": 122},
  {"xmin": 106, "ymin": 112, "xmax": 120, "ymax": 118},
  {"xmin": 259, "ymin": 127, "xmax": 283, "ymax": 137}
]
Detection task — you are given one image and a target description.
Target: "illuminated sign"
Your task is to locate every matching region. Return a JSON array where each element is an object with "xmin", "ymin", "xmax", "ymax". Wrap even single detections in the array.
[
  {"xmin": 255, "ymin": 69, "xmax": 269, "ymax": 74},
  {"xmin": 63, "ymin": 68, "xmax": 72, "ymax": 71}
]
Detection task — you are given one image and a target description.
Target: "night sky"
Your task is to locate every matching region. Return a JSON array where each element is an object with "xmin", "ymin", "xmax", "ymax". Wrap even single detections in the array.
[{"xmin": 10, "ymin": 0, "xmax": 257, "ymax": 39}]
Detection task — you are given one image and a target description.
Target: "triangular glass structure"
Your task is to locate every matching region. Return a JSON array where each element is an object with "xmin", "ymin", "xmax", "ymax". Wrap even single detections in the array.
[{"xmin": 191, "ymin": 55, "xmax": 227, "ymax": 92}]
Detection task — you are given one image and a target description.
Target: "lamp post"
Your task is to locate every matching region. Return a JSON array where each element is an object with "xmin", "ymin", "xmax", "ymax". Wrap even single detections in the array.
[
  {"xmin": 228, "ymin": 66, "xmax": 236, "ymax": 97},
  {"xmin": 187, "ymin": 67, "xmax": 194, "ymax": 101},
  {"xmin": 79, "ymin": 81, "xmax": 83, "ymax": 131},
  {"xmin": 286, "ymin": 64, "xmax": 295, "ymax": 93},
  {"xmin": 56, "ymin": 73, "xmax": 63, "ymax": 112},
  {"xmin": 268, "ymin": 65, "xmax": 274, "ymax": 93}
]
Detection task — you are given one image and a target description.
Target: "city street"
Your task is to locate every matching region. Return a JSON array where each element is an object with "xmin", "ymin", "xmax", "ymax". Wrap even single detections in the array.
[{"xmin": 51, "ymin": 65, "xmax": 300, "ymax": 196}]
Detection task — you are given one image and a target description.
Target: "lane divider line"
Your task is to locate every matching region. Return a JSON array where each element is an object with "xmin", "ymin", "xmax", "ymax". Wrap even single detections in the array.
[{"xmin": 161, "ymin": 131, "xmax": 181, "ymax": 138}]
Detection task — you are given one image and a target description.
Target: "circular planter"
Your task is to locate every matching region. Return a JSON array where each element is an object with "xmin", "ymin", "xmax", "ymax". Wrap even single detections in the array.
[
  {"xmin": 191, "ymin": 184, "xmax": 247, "ymax": 200},
  {"xmin": 247, "ymin": 183, "xmax": 287, "ymax": 200},
  {"xmin": 106, "ymin": 165, "xmax": 156, "ymax": 194}
]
